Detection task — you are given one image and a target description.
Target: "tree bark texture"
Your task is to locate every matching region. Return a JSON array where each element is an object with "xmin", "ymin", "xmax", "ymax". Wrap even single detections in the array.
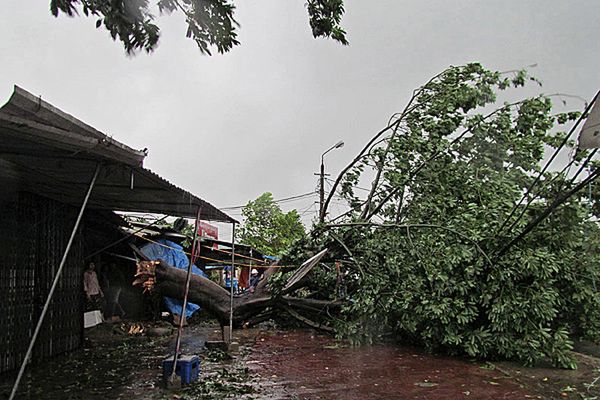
[{"xmin": 135, "ymin": 253, "xmax": 343, "ymax": 329}]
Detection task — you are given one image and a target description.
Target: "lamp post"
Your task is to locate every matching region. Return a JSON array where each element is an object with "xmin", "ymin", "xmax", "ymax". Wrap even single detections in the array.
[{"xmin": 319, "ymin": 140, "xmax": 344, "ymax": 223}]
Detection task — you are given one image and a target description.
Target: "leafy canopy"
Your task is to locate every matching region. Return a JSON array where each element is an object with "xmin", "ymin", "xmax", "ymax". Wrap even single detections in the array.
[
  {"xmin": 288, "ymin": 63, "xmax": 599, "ymax": 369},
  {"xmin": 237, "ymin": 192, "xmax": 306, "ymax": 256},
  {"xmin": 49, "ymin": 0, "xmax": 348, "ymax": 55}
]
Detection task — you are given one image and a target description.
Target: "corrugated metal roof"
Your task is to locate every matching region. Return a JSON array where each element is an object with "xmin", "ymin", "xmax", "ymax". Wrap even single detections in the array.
[{"xmin": 0, "ymin": 86, "xmax": 236, "ymax": 223}]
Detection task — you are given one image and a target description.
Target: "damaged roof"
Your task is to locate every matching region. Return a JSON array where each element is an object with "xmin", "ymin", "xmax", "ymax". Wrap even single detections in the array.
[{"xmin": 0, "ymin": 85, "xmax": 236, "ymax": 223}]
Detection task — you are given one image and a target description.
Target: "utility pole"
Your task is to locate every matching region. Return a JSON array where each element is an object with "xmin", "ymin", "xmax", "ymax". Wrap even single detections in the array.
[
  {"xmin": 319, "ymin": 160, "xmax": 325, "ymax": 222},
  {"xmin": 319, "ymin": 141, "xmax": 344, "ymax": 223}
]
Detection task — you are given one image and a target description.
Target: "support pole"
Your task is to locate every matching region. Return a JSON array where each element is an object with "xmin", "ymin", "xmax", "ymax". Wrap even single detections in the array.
[
  {"xmin": 319, "ymin": 160, "xmax": 325, "ymax": 223},
  {"xmin": 169, "ymin": 206, "xmax": 202, "ymax": 383},
  {"xmin": 9, "ymin": 164, "xmax": 100, "ymax": 400},
  {"xmin": 318, "ymin": 141, "xmax": 344, "ymax": 223},
  {"xmin": 229, "ymin": 222, "xmax": 236, "ymax": 343}
]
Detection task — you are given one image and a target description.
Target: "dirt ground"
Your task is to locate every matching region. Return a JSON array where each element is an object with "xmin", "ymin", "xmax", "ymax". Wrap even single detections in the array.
[{"xmin": 0, "ymin": 320, "xmax": 598, "ymax": 400}]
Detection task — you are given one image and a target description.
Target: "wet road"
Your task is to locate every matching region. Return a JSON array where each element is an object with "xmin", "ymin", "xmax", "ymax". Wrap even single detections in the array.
[{"xmin": 247, "ymin": 330, "xmax": 537, "ymax": 400}]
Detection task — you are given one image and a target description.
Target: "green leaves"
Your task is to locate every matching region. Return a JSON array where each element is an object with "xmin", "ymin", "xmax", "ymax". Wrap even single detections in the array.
[
  {"xmin": 51, "ymin": 0, "xmax": 162, "ymax": 53},
  {"xmin": 294, "ymin": 63, "xmax": 600, "ymax": 369},
  {"xmin": 306, "ymin": 0, "xmax": 348, "ymax": 45},
  {"xmin": 50, "ymin": 0, "xmax": 349, "ymax": 55}
]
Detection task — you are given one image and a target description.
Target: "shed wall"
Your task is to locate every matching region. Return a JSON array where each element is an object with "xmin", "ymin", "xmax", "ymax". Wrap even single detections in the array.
[{"xmin": 0, "ymin": 192, "xmax": 83, "ymax": 374}]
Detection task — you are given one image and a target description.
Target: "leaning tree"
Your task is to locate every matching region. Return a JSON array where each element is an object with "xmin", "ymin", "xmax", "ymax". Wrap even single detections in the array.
[{"xmin": 300, "ymin": 63, "xmax": 600, "ymax": 368}]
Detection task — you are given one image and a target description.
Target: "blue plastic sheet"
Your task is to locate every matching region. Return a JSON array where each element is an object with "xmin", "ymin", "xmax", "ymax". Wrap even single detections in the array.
[{"xmin": 140, "ymin": 239, "xmax": 206, "ymax": 318}]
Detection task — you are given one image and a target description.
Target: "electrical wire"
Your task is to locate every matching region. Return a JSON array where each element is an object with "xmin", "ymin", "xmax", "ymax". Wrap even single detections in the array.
[{"xmin": 220, "ymin": 191, "xmax": 317, "ymax": 210}]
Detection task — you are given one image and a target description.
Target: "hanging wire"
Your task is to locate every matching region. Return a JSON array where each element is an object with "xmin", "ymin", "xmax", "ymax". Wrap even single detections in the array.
[{"xmin": 220, "ymin": 191, "xmax": 317, "ymax": 210}]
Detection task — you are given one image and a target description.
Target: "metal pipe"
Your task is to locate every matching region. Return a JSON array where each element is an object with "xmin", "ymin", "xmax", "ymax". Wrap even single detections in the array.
[
  {"xmin": 9, "ymin": 163, "xmax": 101, "ymax": 400},
  {"xmin": 229, "ymin": 222, "xmax": 236, "ymax": 343},
  {"xmin": 169, "ymin": 206, "xmax": 202, "ymax": 382}
]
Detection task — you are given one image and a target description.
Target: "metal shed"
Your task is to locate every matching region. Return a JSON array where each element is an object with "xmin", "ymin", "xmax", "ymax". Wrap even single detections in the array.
[{"xmin": 0, "ymin": 86, "xmax": 234, "ymax": 375}]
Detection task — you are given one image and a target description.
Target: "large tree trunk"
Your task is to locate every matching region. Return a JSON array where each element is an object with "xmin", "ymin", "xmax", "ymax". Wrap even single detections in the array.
[{"xmin": 134, "ymin": 250, "xmax": 343, "ymax": 329}]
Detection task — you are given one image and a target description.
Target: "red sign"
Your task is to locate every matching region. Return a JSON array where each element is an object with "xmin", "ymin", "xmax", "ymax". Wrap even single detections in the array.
[{"xmin": 198, "ymin": 221, "xmax": 218, "ymax": 248}]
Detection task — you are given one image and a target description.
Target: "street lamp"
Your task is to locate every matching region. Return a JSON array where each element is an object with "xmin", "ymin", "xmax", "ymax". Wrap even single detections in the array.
[{"xmin": 319, "ymin": 140, "xmax": 344, "ymax": 222}]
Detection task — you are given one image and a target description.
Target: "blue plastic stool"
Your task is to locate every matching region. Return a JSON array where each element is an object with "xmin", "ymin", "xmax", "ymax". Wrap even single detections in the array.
[{"xmin": 162, "ymin": 355, "xmax": 200, "ymax": 385}]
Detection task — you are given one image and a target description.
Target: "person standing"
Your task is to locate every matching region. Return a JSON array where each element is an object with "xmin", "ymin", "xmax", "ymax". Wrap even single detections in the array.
[
  {"xmin": 83, "ymin": 262, "xmax": 104, "ymax": 311},
  {"xmin": 249, "ymin": 269, "xmax": 260, "ymax": 293},
  {"xmin": 105, "ymin": 263, "xmax": 126, "ymax": 321}
]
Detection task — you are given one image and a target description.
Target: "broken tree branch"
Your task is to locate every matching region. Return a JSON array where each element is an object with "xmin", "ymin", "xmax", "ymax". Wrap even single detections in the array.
[
  {"xmin": 284, "ymin": 307, "xmax": 335, "ymax": 332},
  {"xmin": 325, "ymin": 222, "xmax": 493, "ymax": 266},
  {"xmin": 133, "ymin": 250, "xmax": 343, "ymax": 328},
  {"xmin": 320, "ymin": 69, "xmax": 447, "ymax": 222},
  {"xmin": 496, "ymin": 168, "xmax": 600, "ymax": 258}
]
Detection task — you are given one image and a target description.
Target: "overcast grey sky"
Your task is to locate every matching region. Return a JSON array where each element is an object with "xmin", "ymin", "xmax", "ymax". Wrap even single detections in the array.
[{"xmin": 1, "ymin": 1, "xmax": 599, "ymax": 238}]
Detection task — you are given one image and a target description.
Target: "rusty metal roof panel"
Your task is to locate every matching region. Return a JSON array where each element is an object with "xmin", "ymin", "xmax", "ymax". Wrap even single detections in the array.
[{"xmin": 0, "ymin": 86, "xmax": 235, "ymax": 223}]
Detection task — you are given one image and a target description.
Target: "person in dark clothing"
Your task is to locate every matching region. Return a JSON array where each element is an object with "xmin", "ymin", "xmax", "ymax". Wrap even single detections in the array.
[
  {"xmin": 249, "ymin": 268, "xmax": 260, "ymax": 293},
  {"xmin": 105, "ymin": 263, "xmax": 126, "ymax": 321}
]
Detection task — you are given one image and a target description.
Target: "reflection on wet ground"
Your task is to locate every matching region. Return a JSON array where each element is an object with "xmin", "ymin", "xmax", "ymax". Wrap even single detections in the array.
[
  {"xmin": 247, "ymin": 330, "xmax": 534, "ymax": 400},
  {"xmin": 1, "ymin": 323, "xmax": 597, "ymax": 399}
]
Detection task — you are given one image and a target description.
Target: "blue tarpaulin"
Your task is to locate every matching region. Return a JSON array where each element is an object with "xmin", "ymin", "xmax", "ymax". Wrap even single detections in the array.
[{"xmin": 140, "ymin": 239, "xmax": 206, "ymax": 319}]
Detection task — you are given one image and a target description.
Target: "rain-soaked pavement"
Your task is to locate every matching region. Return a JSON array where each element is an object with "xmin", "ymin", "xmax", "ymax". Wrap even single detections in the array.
[
  {"xmin": 1, "ymin": 321, "xmax": 598, "ymax": 399},
  {"xmin": 247, "ymin": 330, "xmax": 536, "ymax": 400}
]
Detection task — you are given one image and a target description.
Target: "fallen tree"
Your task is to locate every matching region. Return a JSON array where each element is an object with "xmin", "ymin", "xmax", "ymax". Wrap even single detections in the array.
[
  {"xmin": 135, "ymin": 63, "xmax": 599, "ymax": 369},
  {"xmin": 133, "ymin": 250, "xmax": 343, "ymax": 329},
  {"xmin": 288, "ymin": 63, "xmax": 600, "ymax": 369}
]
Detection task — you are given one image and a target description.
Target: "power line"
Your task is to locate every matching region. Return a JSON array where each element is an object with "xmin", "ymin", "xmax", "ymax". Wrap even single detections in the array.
[
  {"xmin": 325, "ymin": 177, "xmax": 371, "ymax": 192},
  {"xmin": 219, "ymin": 191, "xmax": 317, "ymax": 211},
  {"xmin": 298, "ymin": 200, "xmax": 319, "ymax": 216}
]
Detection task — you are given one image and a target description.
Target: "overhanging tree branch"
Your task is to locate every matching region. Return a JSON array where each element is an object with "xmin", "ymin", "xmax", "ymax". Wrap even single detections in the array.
[
  {"xmin": 365, "ymin": 99, "xmax": 531, "ymax": 220},
  {"xmin": 496, "ymin": 168, "xmax": 600, "ymax": 258},
  {"xmin": 495, "ymin": 91, "xmax": 599, "ymax": 236},
  {"xmin": 325, "ymin": 222, "xmax": 493, "ymax": 266},
  {"xmin": 321, "ymin": 69, "xmax": 448, "ymax": 222}
]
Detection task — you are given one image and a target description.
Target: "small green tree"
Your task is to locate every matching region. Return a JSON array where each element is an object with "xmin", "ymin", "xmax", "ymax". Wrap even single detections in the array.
[{"xmin": 237, "ymin": 192, "xmax": 306, "ymax": 256}]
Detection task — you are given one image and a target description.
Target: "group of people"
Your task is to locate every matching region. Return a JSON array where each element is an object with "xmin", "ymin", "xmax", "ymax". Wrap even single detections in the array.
[
  {"xmin": 224, "ymin": 267, "xmax": 262, "ymax": 294},
  {"xmin": 83, "ymin": 262, "xmax": 126, "ymax": 321}
]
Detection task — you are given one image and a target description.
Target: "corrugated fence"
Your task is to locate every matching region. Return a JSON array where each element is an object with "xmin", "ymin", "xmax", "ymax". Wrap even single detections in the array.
[{"xmin": 0, "ymin": 192, "xmax": 83, "ymax": 374}]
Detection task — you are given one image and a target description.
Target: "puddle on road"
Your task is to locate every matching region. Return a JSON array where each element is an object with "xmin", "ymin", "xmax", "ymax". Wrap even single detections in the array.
[{"xmin": 247, "ymin": 330, "xmax": 534, "ymax": 400}]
